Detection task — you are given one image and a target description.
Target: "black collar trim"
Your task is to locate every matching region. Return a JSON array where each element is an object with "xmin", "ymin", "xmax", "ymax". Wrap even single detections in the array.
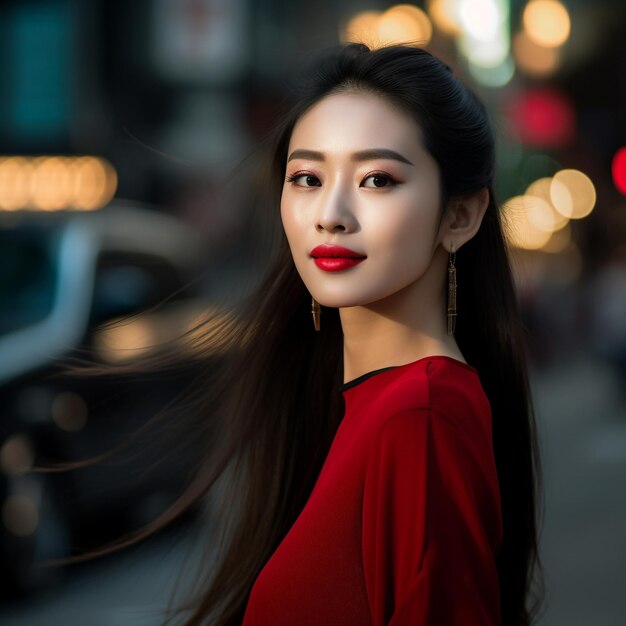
[{"xmin": 340, "ymin": 366, "xmax": 399, "ymax": 392}]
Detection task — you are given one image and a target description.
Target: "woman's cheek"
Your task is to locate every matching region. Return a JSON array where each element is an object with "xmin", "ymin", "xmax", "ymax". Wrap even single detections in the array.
[{"xmin": 281, "ymin": 205, "xmax": 300, "ymax": 246}]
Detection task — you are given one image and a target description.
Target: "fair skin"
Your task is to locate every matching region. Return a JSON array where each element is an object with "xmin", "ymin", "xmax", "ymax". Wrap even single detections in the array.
[{"xmin": 281, "ymin": 91, "xmax": 489, "ymax": 384}]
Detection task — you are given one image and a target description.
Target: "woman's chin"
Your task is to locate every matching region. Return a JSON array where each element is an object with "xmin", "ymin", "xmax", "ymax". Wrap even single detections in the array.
[{"xmin": 313, "ymin": 296, "xmax": 376, "ymax": 309}]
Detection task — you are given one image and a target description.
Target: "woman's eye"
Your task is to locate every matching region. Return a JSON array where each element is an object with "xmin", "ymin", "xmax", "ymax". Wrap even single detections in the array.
[
  {"xmin": 362, "ymin": 173, "xmax": 395, "ymax": 188},
  {"xmin": 286, "ymin": 173, "xmax": 321, "ymax": 187},
  {"xmin": 286, "ymin": 172, "xmax": 396, "ymax": 188}
]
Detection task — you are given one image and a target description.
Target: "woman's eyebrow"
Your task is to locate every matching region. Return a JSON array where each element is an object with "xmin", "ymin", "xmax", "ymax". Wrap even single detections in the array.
[{"xmin": 287, "ymin": 148, "xmax": 414, "ymax": 166}]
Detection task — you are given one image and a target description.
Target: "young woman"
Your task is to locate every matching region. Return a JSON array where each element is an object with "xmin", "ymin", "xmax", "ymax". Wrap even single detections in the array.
[{"xmin": 47, "ymin": 42, "xmax": 544, "ymax": 626}]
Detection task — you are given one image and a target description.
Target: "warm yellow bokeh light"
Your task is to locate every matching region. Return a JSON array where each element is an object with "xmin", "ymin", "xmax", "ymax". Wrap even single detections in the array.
[
  {"xmin": 378, "ymin": 5, "xmax": 433, "ymax": 47},
  {"xmin": 513, "ymin": 30, "xmax": 561, "ymax": 77},
  {"xmin": 341, "ymin": 5, "xmax": 432, "ymax": 49},
  {"xmin": 93, "ymin": 318, "xmax": 157, "ymax": 363},
  {"xmin": 523, "ymin": 0, "xmax": 571, "ymax": 48},
  {"xmin": 550, "ymin": 169, "xmax": 596, "ymax": 219},
  {"xmin": 0, "ymin": 158, "xmax": 32, "ymax": 210},
  {"xmin": 30, "ymin": 156, "xmax": 76, "ymax": 210},
  {"xmin": 341, "ymin": 11, "xmax": 383, "ymax": 49},
  {"xmin": 503, "ymin": 195, "xmax": 554, "ymax": 249},
  {"xmin": 524, "ymin": 195, "xmax": 560, "ymax": 233},
  {"xmin": 525, "ymin": 177, "xmax": 570, "ymax": 231},
  {"xmin": 427, "ymin": 0, "xmax": 462, "ymax": 36},
  {"xmin": 0, "ymin": 155, "xmax": 117, "ymax": 211},
  {"xmin": 72, "ymin": 156, "xmax": 118, "ymax": 210}
]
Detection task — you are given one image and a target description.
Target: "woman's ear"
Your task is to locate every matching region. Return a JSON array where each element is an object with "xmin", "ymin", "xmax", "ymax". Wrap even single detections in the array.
[{"xmin": 443, "ymin": 187, "xmax": 490, "ymax": 250}]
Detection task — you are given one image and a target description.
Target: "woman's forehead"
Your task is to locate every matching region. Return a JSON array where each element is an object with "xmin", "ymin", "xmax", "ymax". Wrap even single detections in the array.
[{"xmin": 288, "ymin": 91, "xmax": 424, "ymax": 156}]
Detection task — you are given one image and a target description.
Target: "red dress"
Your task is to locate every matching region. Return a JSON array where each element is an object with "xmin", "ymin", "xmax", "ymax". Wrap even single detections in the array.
[{"xmin": 241, "ymin": 355, "xmax": 503, "ymax": 625}]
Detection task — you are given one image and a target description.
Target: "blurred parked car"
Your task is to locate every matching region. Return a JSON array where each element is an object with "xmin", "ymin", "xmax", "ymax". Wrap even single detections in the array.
[{"xmin": 0, "ymin": 202, "xmax": 219, "ymax": 597}]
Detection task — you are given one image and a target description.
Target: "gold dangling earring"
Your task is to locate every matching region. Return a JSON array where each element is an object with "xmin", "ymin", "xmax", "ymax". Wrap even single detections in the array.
[
  {"xmin": 311, "ymin": 295, "xmax": 321, "ymax": 331},
  {"xmin": 447, "ymin": 245, "xmax": 457, "ymax": 336}
]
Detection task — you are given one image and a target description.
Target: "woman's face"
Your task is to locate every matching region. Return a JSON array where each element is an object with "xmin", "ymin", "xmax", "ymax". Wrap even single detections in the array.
[{"xmin": 280, "ymin": 90, "xmax": 447, "ymax": 309}]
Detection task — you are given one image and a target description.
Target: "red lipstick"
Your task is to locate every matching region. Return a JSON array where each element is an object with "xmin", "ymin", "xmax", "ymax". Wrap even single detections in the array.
[{"xmin": 310, "ymin": 244, "xmax": 366, "ymax": 272}]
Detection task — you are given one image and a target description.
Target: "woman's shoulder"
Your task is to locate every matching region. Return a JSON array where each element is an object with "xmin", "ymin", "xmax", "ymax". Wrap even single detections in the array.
[
  {"xmin": 358, "ymin": 357, "xmax": 498, "ymax": 500},
  {"xmin": 363, "ymin": 356, "xmax": 492, "ymax": 437},
  {"xmin": 377, "ymin": 355, "xmax": 486, "ymax": 407}
]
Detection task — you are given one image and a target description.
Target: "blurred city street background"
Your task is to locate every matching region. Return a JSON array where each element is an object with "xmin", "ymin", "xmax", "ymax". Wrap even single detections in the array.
[{"xmin": 0, "ymin": 0, "xmax": 625, "ymax": 625}]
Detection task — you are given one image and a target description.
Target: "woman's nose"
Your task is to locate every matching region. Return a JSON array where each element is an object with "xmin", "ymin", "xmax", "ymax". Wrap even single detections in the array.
[{"xmin": 315, "ymin": 187, "xmax": 358, "ymax": 233}]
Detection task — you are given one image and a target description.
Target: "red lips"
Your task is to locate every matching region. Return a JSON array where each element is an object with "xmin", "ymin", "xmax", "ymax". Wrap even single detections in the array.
[
  {"xmin": 310, "ymin": 245, "xmax": 365, "ymax": 259},
  {"xmin": 310, "ymin": 245, "xmax": 366, "ymax": 272}
]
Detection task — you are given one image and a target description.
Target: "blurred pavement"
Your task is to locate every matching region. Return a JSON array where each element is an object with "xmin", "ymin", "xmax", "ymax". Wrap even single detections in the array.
[{"xmin": 533, "ymin": 352, "xmax": 626, "ymax": 626}]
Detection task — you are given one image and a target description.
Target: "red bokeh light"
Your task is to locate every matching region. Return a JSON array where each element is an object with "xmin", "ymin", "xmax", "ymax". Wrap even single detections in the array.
[
  {"xmin": 506, "ymin": 88, "xmax": 575, "ymax": 148},
  {"xmin": 612, "ymin": 147, "xmax": 626, "ymax": 195}
]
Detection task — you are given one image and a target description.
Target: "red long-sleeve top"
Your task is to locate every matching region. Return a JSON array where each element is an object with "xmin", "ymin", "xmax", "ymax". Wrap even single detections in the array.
[{"xmin": 241, "ymin": 355, "xmax": 503, "ymax": 625}]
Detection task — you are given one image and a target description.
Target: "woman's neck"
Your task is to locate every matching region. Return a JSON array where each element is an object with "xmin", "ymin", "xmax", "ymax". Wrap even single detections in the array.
[{"xmin": 338, "ymin": 280, "xmax": 464, "ymax": 385}]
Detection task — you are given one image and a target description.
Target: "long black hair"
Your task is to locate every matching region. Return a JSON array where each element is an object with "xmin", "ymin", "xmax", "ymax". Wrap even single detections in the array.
[{"xmin": 42, "ymin": 42, "xmax": 545, "ymax": 626}]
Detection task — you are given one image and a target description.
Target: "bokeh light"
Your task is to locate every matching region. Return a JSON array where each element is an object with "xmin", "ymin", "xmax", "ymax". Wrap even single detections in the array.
[
  {"xmin": 93, "ymin": 318, "xmax": 159, "ymax": 363},
  {"xmin": 0, "ymin": 158, "xmax": 32, "ymax": 210},
  {"xmin": 503, "ymin": 195, "xmax": 554, "ymax": 250},
  {"xmin": 378, "ymin": 5, "xmax": 433, "ymax": 47},
  {"xmin": 524, "ymin": 195, "xmax": 558, "ymax": 233},
  {"xmin": 73, "ymin": 156, "xmax": 118, "ymax": 210},
  {"xmin": 523, "ymin": 0, "xmax": 571, "ymax": 48},
  {"xmin": 513, "ymin": 29, "xmax": 561, "ymax": 77},
  {"xmin": 456, "ymin": 0, "xmax": 510, "ymax": 70},
  {"xmin": 504, "ymin": 167, "xmax": 596, "ymax": 250},
  {"xmin": 468, "ymin": 55, "xmax": 515, "ymax": 87},
  {"xmin": 459, "ymin": 31, "xmax": 509, "ymax": 67},
  {"xmin": 550, "ymin": 169, "xmax": 596, "ymax": 219},
  {"xmin": 342, "ymin": 5, "xmax": 432, "ymax": 49},
  {"xmin": 30, "ymin": 157, "xmax": 75, "ymax": 211},
  {"xmin": 525, "ymin": 177, "xmax": 570, "ymax": 231},
  {"xmin": 458, "ymin": 0, "xmax": 502, "ymax": 42},
  {"xmin": 51, "ymin": 392, "xmax": 88, "ymax": 433},
  {"xmin": 341, "ymin": 11, "xmax": 382, "ymax": 49},
  {"xmin": 0, "ymin": 155, "xmax": 117, "ymax": 211},
  {"xmin": 507, "ymin": 88, "xmax": 575, "ymax": 148},
  {"xmin": 427, "ymin": 0, "xmax": 462, "ymax": 36},
  {"xmin": 612, "ymin": 147, "xmax": 626, "ymax": 195}
]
